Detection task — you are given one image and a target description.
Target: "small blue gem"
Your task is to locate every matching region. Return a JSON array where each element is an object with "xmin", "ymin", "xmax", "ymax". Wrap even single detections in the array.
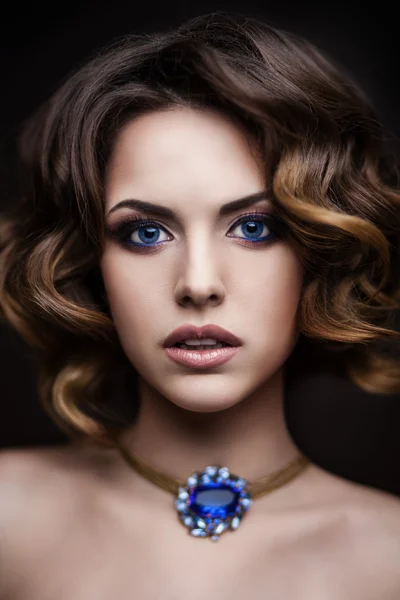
[
  {"xmin": 241, "ymin": 497, "xmax": 252, "ymax": 509},
  {"xmin": 190, "ymin": 528, "xmax": 207, "ymax": 537},
  {"xmin": 218, "ymin": 467, "xmax": 230, "ymax": 479},
  {"xmin": 196, "ymin": 519, "xmax": 207, "ymax": 529},
  {"xmin": 187, "ymin": 474, "xmax": 198, "ymax": 486},
  {"xmin": 231, "ymin": 516, "xmax": 241, "ymax": 529},
  {"xmin": 178, "ymin": 487, "xmax": 189, "ymax": 500},
  {"xmin": 175, "ymin": 499, "xmax": 187, "ymax": 512},
  {"xmin": 201, "ymin": 474, "xmax": 212, "ymax": 484},
  {"xmin": 204, "ymin": 466, "xmax": 218, "ymax": 476},
  {"xmin": 215, "ymin": 522, "xmax": 227, "ymax": 534}
]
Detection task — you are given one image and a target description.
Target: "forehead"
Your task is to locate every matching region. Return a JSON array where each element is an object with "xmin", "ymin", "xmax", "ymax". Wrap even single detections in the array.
[{"xmin": 104, "ymin": 107, "xmax": 266, "ymax": 215}]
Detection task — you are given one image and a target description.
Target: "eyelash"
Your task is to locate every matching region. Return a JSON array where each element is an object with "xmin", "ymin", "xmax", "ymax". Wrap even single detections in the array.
[{"xmin": 107, "ymin": 210, "xmax": 284, "ymax": 252}]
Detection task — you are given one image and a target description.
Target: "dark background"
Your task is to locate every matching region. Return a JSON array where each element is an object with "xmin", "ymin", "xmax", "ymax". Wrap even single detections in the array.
[{"xmin": 1, "ymin": 1, "xmax": 399, "ymax": 495}]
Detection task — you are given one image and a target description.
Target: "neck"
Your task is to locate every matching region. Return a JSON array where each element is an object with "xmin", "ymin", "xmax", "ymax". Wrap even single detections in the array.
[{"xmin": 115, "ymin": 366, "xmax": 301, "ymax": 486}]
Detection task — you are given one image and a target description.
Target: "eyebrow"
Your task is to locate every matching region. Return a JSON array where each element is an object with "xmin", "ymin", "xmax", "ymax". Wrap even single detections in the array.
[{"xmin": 106, "ymin": 190, "xmax": 271, "ymax": 219}]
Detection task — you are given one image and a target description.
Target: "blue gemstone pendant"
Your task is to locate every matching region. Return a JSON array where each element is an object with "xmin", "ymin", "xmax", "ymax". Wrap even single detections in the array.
[{"xmin": 175, "ymin": 465, "xmax": 253, "ymax": 541}]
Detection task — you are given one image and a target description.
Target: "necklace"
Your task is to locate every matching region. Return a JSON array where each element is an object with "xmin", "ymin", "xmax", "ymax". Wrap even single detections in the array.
[{"xmin": 114, "ymin": 437, "xmax": 311, "ymax": 542}]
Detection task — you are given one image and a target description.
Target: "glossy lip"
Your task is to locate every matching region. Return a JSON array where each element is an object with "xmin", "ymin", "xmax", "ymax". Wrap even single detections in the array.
[
  {"xmin": 164, "ymin": 346, "xmax": 241, "ymax": 369},
  {"xmin": 163, "ymin": 324, "xmax": 243, "ymax": 348}
]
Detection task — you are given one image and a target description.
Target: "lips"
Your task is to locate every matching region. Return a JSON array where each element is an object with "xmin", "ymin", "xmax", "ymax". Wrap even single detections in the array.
[{"xmin": 163, "ymin": 324, "xmax": 243, "ymax": 348}]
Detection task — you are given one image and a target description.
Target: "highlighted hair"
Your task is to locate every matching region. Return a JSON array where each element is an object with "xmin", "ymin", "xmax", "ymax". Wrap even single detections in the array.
[{"xmin": 1, "ymin": 12, "xmax": 399, "ymax": 445}]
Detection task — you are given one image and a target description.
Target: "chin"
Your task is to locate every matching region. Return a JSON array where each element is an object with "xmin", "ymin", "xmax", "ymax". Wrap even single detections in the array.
[
  {"xmin": 162, "ymin": 387, "xmax": 244, "ymax": 414},
  {"xmin": 173, "ymin": 398, "xmax": 240, "ymax": 413}
]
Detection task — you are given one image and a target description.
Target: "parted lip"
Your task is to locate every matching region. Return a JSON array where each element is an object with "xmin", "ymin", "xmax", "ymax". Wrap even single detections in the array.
[{"xmin": 163, "ymin": 324, "xmax": 243, "ymax": 348}]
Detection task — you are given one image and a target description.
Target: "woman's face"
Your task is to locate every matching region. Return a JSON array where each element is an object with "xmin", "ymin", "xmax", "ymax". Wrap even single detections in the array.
[{"xmin": 101, "ymin": 107, "xmax": 304, "ymax": 412}]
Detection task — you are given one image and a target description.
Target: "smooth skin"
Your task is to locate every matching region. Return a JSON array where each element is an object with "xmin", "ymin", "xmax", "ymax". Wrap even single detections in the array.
[{"xmin": 0, "ymin": 107, "xmax": 399, "ymax": 599}]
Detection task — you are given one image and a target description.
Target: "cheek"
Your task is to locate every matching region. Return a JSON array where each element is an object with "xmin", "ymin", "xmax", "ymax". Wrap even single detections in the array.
[
  {"xmin": 99, "ymin": 254, "xmax": 163, "ymax": 334},
  {"xmin": 239, "ymin": 245, "xmax": 303, "ymax": 318},
  {"xmin": 241, "ymin": 249, "xmax": 303, "ymax": 372}
]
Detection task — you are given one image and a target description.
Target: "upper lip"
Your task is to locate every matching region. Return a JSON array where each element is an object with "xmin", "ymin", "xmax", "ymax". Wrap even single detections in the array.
[{"xmin": 163, "ymin": 324, "xmax": 243, "ymax": 347}]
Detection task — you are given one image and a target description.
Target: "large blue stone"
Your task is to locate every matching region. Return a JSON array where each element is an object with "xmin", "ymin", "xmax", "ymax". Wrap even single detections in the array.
[{"xmin": 189, "ymin": 483, "xmax": 240, "ymax": 519}]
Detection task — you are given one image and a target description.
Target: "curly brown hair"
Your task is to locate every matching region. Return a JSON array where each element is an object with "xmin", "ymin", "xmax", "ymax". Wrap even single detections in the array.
[{"xmin": 1, "ymin": 11, "xmax": 399, "ymax": 447}]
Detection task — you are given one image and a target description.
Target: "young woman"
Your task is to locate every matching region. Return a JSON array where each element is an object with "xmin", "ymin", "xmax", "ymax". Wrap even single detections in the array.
[{"xmin": 0, "ymin": 11, "xmax": 399, "ymax": 600}]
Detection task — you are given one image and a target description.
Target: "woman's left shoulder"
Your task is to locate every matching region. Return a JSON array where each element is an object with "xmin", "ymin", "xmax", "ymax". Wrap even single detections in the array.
[
  {"xmin": 347, "ymin": 484, "xmax": 400, "ymax": 597},
  {"xmin": 341, "ymin": 476, "xmax": 400, "ymax": 536},
  {"xmin": 316, "ymin": 466, "xmax": 400, "ymax": 591},
  {"xmin": 349, "ymin": 483, "xmax": 400, "ymax": 555},
  {"xmin": 309, "ymin": 465, "xmax": 400, "ymax": 596}
]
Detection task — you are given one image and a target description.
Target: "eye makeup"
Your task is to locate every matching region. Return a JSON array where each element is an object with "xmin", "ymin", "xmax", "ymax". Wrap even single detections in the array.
[{"xmin": 105, "ymin": 209, "xmax": 286, "ymax": 253}]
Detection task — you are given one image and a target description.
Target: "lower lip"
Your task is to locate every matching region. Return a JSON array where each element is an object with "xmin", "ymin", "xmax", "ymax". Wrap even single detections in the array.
[{"xmin": 164, "ymin": 345, "xmax": 241, "ymax": 368}]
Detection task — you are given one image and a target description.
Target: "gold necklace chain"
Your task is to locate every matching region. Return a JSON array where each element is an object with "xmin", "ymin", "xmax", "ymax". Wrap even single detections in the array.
[{"xmin": 114, "ymin": 437, "xmax": 311, "ymax": 500}]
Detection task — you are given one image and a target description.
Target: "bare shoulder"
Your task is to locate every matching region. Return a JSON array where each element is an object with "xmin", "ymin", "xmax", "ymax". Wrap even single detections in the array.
[
  {"xmin": 0, "ymin": 441, "xmax": 101, "ymax": 513},
  {"xmin": 308, "ymin": 464, "xmax": 400, "ymax": 597},
  {"xmin": 0, "ymin": 442, "xmax": 96, "ymax": 595},
  {"xmin": 347, "ymin": 480, "xmax": 400, "ymax": 566},
  {"xmin": 349, "ymin": 480, "xmax": 400, "ymax": 554},
  {"xmin": 345, "ymin": 481, "xmax": 400, "ymax": 597},
  {"xmin": 0, "ymin": 443, "xmax": 83, "ymax": 534},
  {"xmin": 320, "ymin": 465, "xmax": 400, "ymax": 529},
  {"xmin": 0, "ymin": 441, "xmax": 84, "ymax": 487},
  {"xmin": 0, "ymin": 444, "xmax": 63, "ymax": 513},
  {"xmin": 0, "ymin": 440, "xmax": 119, "ymax": 533}
]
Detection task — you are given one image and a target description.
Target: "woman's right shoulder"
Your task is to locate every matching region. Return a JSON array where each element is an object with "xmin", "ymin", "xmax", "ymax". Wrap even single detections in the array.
[
  {"xmin": 0, "ymin": 446, "xmax": 56, "ymax": 521},
  {"xmin": 0, "ymin": 444, "xmax": 90, "ymax": 598},
  {"xmin": 0, "ymin": 443, "xmax": 76, "ymax": 498},
  {"xmin": 0, "ymin": 442, "xmax": 97, "ymax": 525}
]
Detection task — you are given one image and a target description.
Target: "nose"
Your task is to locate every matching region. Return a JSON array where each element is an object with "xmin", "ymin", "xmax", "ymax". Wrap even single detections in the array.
[{"xmin": 174, "ymin": 241, "xmax": 225, "ymax": 308}]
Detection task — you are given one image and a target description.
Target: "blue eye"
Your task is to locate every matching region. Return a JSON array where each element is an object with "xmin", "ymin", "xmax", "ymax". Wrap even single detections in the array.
[
  {"xmin": 108, "ymin": 212, "xmax": 283, "ymax": 250},
  {"xmin": 228, "ymin": 214, "xmax": 277, "ymax": 243},
  {"xmin": 130, "ymin": 223, "xmax": 169, "ymax": 246}
]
